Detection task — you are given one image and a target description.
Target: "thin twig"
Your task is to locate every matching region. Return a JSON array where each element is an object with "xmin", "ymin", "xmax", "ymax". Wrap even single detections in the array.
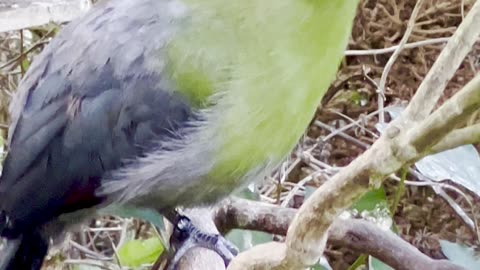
[
  {"xmin": 409, "ymin": 74, "xmax": 480, "ymax": 153},
  {"xmin": 323, "ymin": 109, "xmax": 382, "ymax": 141},
  {"xmin": 431, "ymin": 123, "xmax": 480, "ymax": 153},
  {"xmin": 378, "ymin": 0, "xmax": 425, "ymax": 124},
  {"xmin": 69, "ymin": 240, "xmax": 110, "ymax": 260},
  {"xmin": 344, "ymin": 37, "xmax": 450, "ymax": 56},
  {"xmin": 331, "ymin": 110, "xmax": 379, "ymax": 139},
  {"xmin": 0, "ymin": 29, "xmax": 54, "ymax": 71},
  {"xmin": 314, "ymin": 120, "xmax": 370, "ymax": 149}
]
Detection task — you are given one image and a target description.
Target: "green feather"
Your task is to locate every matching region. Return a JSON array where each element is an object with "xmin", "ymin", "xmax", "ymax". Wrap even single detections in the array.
[{"xmin": 168, "ymin": 1, "xmax": 359, "ymax": 179}]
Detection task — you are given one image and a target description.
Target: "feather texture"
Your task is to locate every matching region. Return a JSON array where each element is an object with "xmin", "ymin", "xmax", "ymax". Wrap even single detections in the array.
[{"xmin": 104, "ymin": 0, "xmax": 360, "ymax": 206}]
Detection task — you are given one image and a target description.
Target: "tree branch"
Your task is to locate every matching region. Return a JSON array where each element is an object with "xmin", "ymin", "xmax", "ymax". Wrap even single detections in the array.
[
  {"xmin": 432, "ymin": 123, "xmax": 480, "ymax": 153},
  {"xmin": 377, "ymin": 0, "xmax": 424, "ymax": 123},
  {"xmin": 169, "ymin": 197, "xmax": 466, "ymax": 270},
  {"xmin": 218, "ymin": 198, "xmax": 464, "ymax": 270},
  {"xmin": 409, "ymin": 74, "xmax": 480, "ymax": 154},
  {"xmin": 328, "ymin": 220, "xmax": 463, "ymax": 270}
]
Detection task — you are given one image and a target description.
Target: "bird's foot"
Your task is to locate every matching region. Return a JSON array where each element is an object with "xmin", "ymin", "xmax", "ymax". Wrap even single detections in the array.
[{"xmin": 166, "ymin": 215, "xmax": 238, "ymax": 270}]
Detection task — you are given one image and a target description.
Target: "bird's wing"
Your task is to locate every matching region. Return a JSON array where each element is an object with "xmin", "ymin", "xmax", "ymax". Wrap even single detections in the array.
[{"xmin": 0, "ymin": 0, "xmax": 198, "ymax": 236}]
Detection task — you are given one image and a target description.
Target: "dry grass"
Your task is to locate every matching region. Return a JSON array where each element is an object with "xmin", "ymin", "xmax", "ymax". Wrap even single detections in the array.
[{"xmin": 1, "ymin": 0, "xmax": 479, "ymax": 269}]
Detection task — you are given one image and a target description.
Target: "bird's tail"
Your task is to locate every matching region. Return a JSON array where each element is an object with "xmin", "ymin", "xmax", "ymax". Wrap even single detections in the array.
[{"xmin": 0, "ymin": 230, "xmax": 49, "ymax": 270}]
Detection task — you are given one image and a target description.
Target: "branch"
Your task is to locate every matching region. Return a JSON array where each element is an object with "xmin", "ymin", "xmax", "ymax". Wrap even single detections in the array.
[
  {"xmin": 170, "ymin": 197, "xmax": 466, "ymax": 270},
  {"xmin": 431, "ymin": 123, "xmax": 480, "ymax": 153},
  {"xmin": 329, "ymin": 220, "xmax": 463, "ymax": 270},
  {"xmin": 402, "ymin": 0, "xmax": 480, "ymax": 122},
  {"xmin": 219, "ymin": 198, "xmax": 464, "ymax": 270},
  {"xmin": 408, "ymin": 74, "xmax": 480, "ymax": 154},
  {"xmin": 344, "ymin": 37, "xmax": 450, "ymax": 56},
  {"xmin": 215, "ymin": 198, "xmax": 294, "ymax": 236},
  {"xmin": 377, "ymin": 0, "xmax": 424, "ymax": 123}
]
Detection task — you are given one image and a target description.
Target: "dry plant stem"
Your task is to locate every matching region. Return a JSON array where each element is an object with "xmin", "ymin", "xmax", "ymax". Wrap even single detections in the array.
[
  {"xmin": 314, "ymin": 120, "xmax": 370, "ymax": 149},
  {"xmin": 219, "ymin": 198, "xmax": 465, "ymax": 270},
  {"xmin": 378, "ymin": 0, "xmax": 424, "ymax": 123},
  {"xmin": 403, "ymin": 0, "xmax": 480, "ymax": 122},
  {"xmin": 432, "ymin": 123, "xmax": 480, "ymax": 153},
  {"xmin": 409, "ymin": 74, "xmax": 480, "ymax": 154},
  {"xmin": 0, "ymin": 30, "xmax": 54, "ymax": 71},
  {"xmin": 344, "ymin": 37, "xmax": 450, "ymax": 56}
]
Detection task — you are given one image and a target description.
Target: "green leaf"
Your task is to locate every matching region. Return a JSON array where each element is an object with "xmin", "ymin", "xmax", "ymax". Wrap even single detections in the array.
[
  {"xmin": 440, "ymin": 240, "xmax": 480, "ymax": 269},
  {"xmin": 311, "ymin": 256, "xmax": 333, "ymax": 270},
  {"xmin": 352, "ymin": 188, "xmax": 388, "ymax": 212},
  {"xmin": 369, "ymin": 257, "xmax": 393, "ymax": 270},
  {"xmin": 348, "ymin": 91, "xmax": 364, "ymax": 105},
  {"xmin": 329, "ymin": 90, "xmax": 368, "ymax": 107},
  {"xmin": 118, "ymin": 237, "xmax": 164, "ymax": 267},
  {"xmin": 310, "ymin": 264, "xmax": 329, "ymax": 270},
  {"xmin": 348, "ymin": 254, "xmax": 367, "ymax": 270},
  {"xmin": 21, "ymin": 58, "xmax": 30, "ymax": 73},
  {"xmin": 226, "ymin": 229, "xmax": 272, "ymax": 252},
  {"xmin": 352, "ymin": 188, "xmax": 387, "ymax": 212}
]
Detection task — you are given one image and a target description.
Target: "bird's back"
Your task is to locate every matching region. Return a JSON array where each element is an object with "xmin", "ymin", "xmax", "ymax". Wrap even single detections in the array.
[{"xmin": 0, "ymin": 0, "xmax": 196, "ymax": 238}]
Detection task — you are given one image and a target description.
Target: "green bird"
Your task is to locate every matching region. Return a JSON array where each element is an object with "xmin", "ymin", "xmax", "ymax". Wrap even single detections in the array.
[{"xmin": 0, "ymin": 0, "xmax": 359, "ymax": 269}]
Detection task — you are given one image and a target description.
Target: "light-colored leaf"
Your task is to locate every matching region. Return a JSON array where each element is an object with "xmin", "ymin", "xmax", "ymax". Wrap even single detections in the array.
[
  {"xmin": 440, "ymin": 240, "xmax": 480, "ymax": 269},
  {"xmin": 305, "ymin": 186, "xmax": 317, "ymax": 199},
  {"xmin": 375, "ymin": 105, "xmax": 406, "ymax": 133},
  {"xmin": 416, "ymin": 145, "xmax": 480, "ymax": 196},
  {"xmin": 234, "ymin": 186, "xmax": 261, "ymax": 201},
  {"xmin": 226, "ymin": 229, "xmax": 272, "ymax": 252},
  {"xmin": 369, "ymin": 256, "xmax": 394, "ymax": 270}
]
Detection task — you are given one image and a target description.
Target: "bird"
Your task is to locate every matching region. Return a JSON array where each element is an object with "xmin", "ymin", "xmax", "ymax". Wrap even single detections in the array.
[{"xmin": 0, "ymin": 0, "xmax": 359, "ymax": 269}]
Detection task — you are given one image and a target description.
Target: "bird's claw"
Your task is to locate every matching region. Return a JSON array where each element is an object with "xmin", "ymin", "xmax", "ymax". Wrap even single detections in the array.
[{"xmin": 166, "ymin": 215, "xmax": 238, "ymax": 270}]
